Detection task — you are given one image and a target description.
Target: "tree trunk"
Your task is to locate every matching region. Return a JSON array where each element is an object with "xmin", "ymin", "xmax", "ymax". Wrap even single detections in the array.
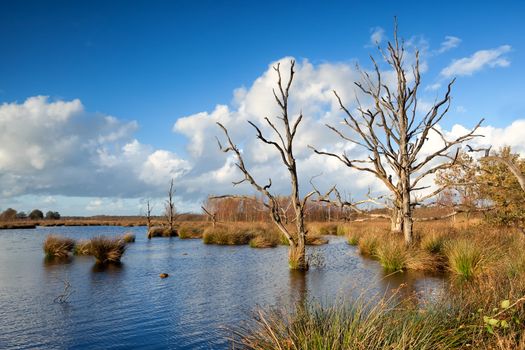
[
  {"xmin": 401, "ymin": 188, "xmax": 414, "ymax": 245},
  {"xmin": 390, "ymin": 206, "xmax": 403, "ymax": 233}
]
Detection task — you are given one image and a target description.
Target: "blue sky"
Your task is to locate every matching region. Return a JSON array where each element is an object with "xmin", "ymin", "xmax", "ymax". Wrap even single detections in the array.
[{"xmin": 0, "ymin": 0, "xmax": 524, "ymax": 215}]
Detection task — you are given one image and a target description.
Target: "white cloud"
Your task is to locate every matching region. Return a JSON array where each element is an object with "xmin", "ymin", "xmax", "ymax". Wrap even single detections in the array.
[
  {"xmin": 173, "ymin": 57, "xmax": 525, "ymax": 210},
  {"xmin": 0, "ymin": 96, "xmax": 189, "ymax": 201},
  {"xmin": 2, "ymin": 56, "xmax": 524, "ymax": 215},
  {"xmin": 441, "ymin": 45, "xmax": 511, "ymax": 77},
  {"xmin": 436, "ymin": 36, "xmax": 461, "ymax": 53},
  {"xmin": 369, "ymin": 27, "xmax": 385, "ymax": 45}
]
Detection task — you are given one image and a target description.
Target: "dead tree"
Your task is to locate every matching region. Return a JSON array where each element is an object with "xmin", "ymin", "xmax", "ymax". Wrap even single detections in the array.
[
  {"xmin": 217, "ymin": 60, "xmax": 314, "ymax": 270},
  {"xmin": 311, "ymin": 24, "xmax": 482, "ymax": 245},
  {"xmin": 201, "ymin": 205, "xmax": 217, "ymax": 227},
  {"xmin": 165, "ymin": 179, "xmax": 177, "ymax": 234},
  {"xmin": 145, "ymin": 200, "xmax": 154, "ymax": 230}
]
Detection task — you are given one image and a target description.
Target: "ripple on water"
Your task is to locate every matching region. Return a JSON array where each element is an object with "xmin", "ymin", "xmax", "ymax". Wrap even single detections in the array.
[{"xmin": 0, "ymin": 227, "xmax": 445, "ymax": 349}]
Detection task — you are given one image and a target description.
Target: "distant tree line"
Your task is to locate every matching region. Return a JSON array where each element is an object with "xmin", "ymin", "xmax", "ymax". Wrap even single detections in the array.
[
  {"xmin": 0, "ymin": 208, "xmax": 61, "ymax": 221},
  {"xmin": 202, "ymin": 195, "xmax": 363, "ymax": 223}
]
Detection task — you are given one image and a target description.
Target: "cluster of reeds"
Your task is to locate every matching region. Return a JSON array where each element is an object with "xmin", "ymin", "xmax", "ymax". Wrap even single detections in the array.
[
  {"xmin": 147, "ymin": 226, "xmax": 177, "ymax": 239},
  {"xmin": 203, "ymin": 224, "xmax": 258, "ymax": 245},
  {"xmin": 43, "ymin": 235, "xmax": 75, "ymax": 259},
  {"xmin": 238, "ymin": 235, "xmax": 525, "ymax": 350},
  {"xmin": 43, "ymin": 234, "xmax": 131, "ymax": 264},
  {"xmin": 88, "ymin": 236, "xmax": 126, "ymax": 265},
  {"xmin": 343, "ymin": 221, "xmax": 520, "ymax": 280},
  {"xmin": 237, "ymin": 274, "xmax": 525, "ymax": 349},
  {"xmin": 178, "ymin": 223, "xmax": 209, "ymax": 239}
]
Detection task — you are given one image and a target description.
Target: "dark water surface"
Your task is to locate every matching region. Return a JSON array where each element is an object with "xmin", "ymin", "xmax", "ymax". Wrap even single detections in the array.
[{"xmin": 0, "ymin": 226, "xmax": 444, "ymax": 349}]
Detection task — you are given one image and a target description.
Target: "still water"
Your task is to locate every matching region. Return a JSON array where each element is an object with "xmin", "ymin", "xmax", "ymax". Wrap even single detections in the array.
[{"xmin": 0, "ymin": 226, "xmax": 444, "ymax": 349}]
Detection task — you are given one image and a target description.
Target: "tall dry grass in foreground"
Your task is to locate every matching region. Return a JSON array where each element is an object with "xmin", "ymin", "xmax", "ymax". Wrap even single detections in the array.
[
  {"xmin": 237, "ymin": 261, "xmax": 525, "ymax": 349},
  {"xmin": 236, "ymin": 220, "xmax": 525, "ymax": 349}
]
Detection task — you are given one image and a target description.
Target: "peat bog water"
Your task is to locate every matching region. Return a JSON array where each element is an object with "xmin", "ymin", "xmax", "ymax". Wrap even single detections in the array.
[{"xmin": 0, "ymin": 226, "xmax": 444, "ymax": 349}]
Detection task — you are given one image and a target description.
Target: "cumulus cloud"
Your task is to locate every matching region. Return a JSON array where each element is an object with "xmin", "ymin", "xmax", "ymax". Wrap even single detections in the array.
[
  {"xmin": 0, "ymin": 96, "xmax": 188, "ymax": 200},
  {"xmin": 1, "ymin": 55, "xmax": 524, "ymax": 215},
  {"xmin": 441, "ymin": 45, "xmax": 511, "ymax": 77},
  {"xmin": 173, "ymin": 57, "xmax": 525, "ymax": 209}
]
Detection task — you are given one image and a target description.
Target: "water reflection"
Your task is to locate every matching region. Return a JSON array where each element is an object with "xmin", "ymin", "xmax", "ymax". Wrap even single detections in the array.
[
  {"xmin": 288, "ymin": 270, "xmax": 307, "ymax": 307},
  {"xmin": 0, "ymin": 227, "xmax": 445, "ymax": 350}
]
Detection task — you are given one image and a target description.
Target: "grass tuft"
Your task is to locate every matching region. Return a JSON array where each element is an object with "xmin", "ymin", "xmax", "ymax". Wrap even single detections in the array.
[
  {"xmin": 89, "ymin": 236, "xmax": 126, "ymax": 265},
  {"xmin": 445, "ymin": 238, "xmax": 485, "ymax": 281},
  {"xmin": 375, "ymin": 240, "xmax": 408, "ymax": 272},
  {"xmin": 121, "ymin": 232, "xmax": 136, "ymax": 243},
  {"xmin": 73, "ymin": 239, "xmax": 92, "ymax": 256},
  {"xmin": 43, "ymin": 235, "xmax": 75, "ymax": 259}
]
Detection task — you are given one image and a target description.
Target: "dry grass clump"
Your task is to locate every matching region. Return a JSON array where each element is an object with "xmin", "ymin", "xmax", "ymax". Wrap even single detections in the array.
[
  {"xmin": 308, "ymin": 222, "xmax": 339, "ymax": 236},
  {"xmin": 73, "ymin": 239, "xmax": 92, "ymax": 256},
  {"xmin": 374, "ymin": 240, "xmax": 409, "ymax": 272},
  {"xmin": 358, "ymin": 234, "xmax": 380, "ymax": 256},
  {"xmin": 147, "ymin": 226, "xmax": 177, "ymax": 239},
  {"xmin": 202, "ymin": 223, "xmax": 286, "ymax": 246},
  {"xmin": 203, "ymin": 225, "xmax": 256, "ymax": 245},
  {"xmin": 121, "ymin": 232, "xmax": 136, "ymax": 243},
  {"xmin": 347, "ymin": 233, "xmax": 360, "ymax": 246},
  {"xmin": 236, "ymin": 291, "xmax": 474, "ymax": 349},
  {"xmin": 420, "ymin": 231, "xmax": 448, "ymax": 255},
  {"xmin": 178, "ymin": 222, "xmax": 208, "ymax": 239},
  {"xmin": 89, "ymin": 236, "xmax": 126, "ymax": 265},
  {"xmin": 43, "ymin": 235, "xmax": 75, "ymax": 258},
  {"xmin": 305, "ymin": 234, "xmax": 329, "ymax": 245},
  {"xmin": 444, "ymin": 238, "xmax": 489, "ymax": 281},
  {"xmin": 249, "ymin": 235, "xmax": 278, "ymax": 248}
]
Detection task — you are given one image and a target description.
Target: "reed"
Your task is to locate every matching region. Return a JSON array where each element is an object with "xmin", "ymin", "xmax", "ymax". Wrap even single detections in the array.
[
  {"xmin": 121, "ymin": 232, "xmax": 136, "ymax": 243},
  {"xmin": 43, "ymin": 235, "xmax": 75, "ymax": 258},
  {"xmin": 89, "ymin": 236, "xmax": 126, "ymax": 265}
]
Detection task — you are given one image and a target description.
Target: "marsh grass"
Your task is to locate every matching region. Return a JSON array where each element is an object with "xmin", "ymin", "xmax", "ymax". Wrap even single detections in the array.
[
  {"xmin": 202, "ymin": 225, "xmax": 257, "ymax": 245},
  {"xmin": 121, "ymin": 232, "xmax": 136, "ymax": 243},
  {"xmin": 358, "ymin": 235, "xmax": 379, "ymax": 256},
  {"xmin": 43, "ymin": 235, "xmax": 75, "ymax": 259},
  {"xmin": 73, "ymin": 239, "xmax": 92, "ymax": 256},
  {"xmin": 237, "ymin": 265, "xmax": 525, "ymax": 350},
  {"xmin": 347, "ymin": 233, "xmax": 360, "ymax": 246},
  {"xmin": 89, "ymin": 236, "xmax": 126, "ymax": 265},
  {"xmin": 305, "ymin": 234, "xmax": 329, "ymax": 245},
  {"xmin": 445, "ymin": 238, "xmax": 487, "ymax": 281},
  {"xmin": 235, "ymin": 290, "xmax": 477, "ymax": 350},
  {"xmin": 178, "ymin": 223, "xmax": 208, "ymax": 239},
  {"xmin": 421, "ymin": 231, "xmax": 448, "ymax": 255},
  {"xmin": 147, "ymin": 226, "xmax": 177, "ymax": 239},
  {"xmin": 375, "ymin": 240, "xmax": 408, "ymax": 272}
]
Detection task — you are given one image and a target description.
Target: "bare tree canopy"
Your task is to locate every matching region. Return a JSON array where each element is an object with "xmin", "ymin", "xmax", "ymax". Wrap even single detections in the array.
[
  {"xmin": 217, "ymin": 60, "xmax": 313, "ymax": 270},
  {"xmin": 311, "ymin": 22, "xmax": 482, "ymax": 244}
]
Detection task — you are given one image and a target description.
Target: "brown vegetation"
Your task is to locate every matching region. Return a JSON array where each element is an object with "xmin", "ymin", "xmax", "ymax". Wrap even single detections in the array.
[
  {"xmin": 43, "ymin": 235, "xmax": 75, "ymax": 259},
  {"xmin": 89, "ymin": 236, "xmax": 126, "ymax": 265}
]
